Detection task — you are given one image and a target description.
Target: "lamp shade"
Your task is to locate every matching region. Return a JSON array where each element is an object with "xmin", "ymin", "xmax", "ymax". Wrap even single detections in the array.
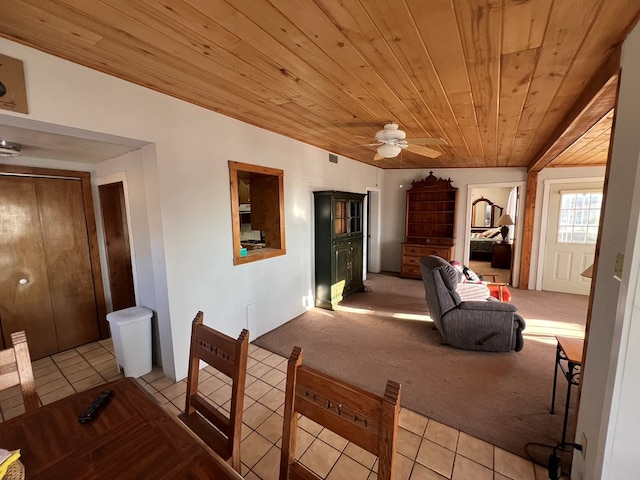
[
  {"xmin": 497, "ymin": 214, "xmax": 514, "ymax": 226},
  {"xmin": 581, "ymin": 264, "xmax": 594, "ymax": 278}
]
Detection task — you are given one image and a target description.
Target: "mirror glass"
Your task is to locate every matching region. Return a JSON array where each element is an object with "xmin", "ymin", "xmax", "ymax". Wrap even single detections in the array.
[{"xmin": 472, "ymin": 198, "xmax": 503, "ymax": 227}]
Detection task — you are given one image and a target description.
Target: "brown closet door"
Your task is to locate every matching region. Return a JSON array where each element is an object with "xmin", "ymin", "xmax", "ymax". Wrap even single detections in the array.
[
  {"xmin": 0, "ymin": 175, "xmax": 101, "ymax": 358},
  {"xmin": 0, "ymin": 176, "xmax": 58, "ymax": 358},
  {"xmin": 36, "ymin": 177, "xmax": 100, "ymax": 351}
]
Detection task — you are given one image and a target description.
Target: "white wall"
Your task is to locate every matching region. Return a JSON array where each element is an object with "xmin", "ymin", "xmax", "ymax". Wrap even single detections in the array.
[
  {"xmin": 572, "ymin": 21, "xmax": 640, "ymax": 479},
  {"xmin": 381, "ymin": 168, "xmax": 527, "ymax": 272},
  {"xmin": 0, "ymin": 37, "xmax": 382, "ymax": 381},
  {"xmin": 94, "ymin": 148, "xmax": 164, "ymax": 365}
]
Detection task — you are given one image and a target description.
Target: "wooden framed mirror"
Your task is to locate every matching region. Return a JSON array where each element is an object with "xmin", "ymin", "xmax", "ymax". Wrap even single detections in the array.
[{"xmin": 472, "ymin": 197, "xmax": 503, "ymax": 227}]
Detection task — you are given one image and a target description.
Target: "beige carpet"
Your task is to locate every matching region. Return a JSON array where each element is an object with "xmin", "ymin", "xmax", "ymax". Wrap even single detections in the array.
[
  {"xmin": 253, "ymin": 272, "xmax": 587, "ymax": 465},
  {"xmin": 469, "ymin": 259, "xmax": 511, "ymax": 284}
]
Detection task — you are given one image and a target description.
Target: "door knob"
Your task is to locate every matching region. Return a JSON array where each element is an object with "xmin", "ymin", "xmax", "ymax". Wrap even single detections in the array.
[{"xmin": 18, "ymin": 278, "xmax": 28, "ymax": 285}]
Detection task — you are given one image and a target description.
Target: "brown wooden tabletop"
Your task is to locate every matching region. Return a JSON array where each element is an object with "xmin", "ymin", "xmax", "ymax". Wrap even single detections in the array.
[
  {"xmin": 0, "ymin": 377, "xmax": 243, "ymax": 479},
  {"xmin": 556, "ymin": 335, "xmax": 584, "ymax": 364}
]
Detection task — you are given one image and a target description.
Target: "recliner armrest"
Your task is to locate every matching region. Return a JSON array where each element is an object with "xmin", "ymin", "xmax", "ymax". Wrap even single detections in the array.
[{"xmin": 457, "ymin": 301, "xmax": 518, "ymax": 313}]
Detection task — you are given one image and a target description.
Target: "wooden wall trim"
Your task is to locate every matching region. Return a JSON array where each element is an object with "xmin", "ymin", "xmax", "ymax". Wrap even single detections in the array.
[
  {"xmin": 528, "ymin": 51, "xmax": 621, "ymax": 173},
  {"xmin": 518, "ymin": 171, "xmax": 538, "ymax": 289},
  {"xmin": 80, "ymin": 173, "xmax": 108, "ymax": 338}
]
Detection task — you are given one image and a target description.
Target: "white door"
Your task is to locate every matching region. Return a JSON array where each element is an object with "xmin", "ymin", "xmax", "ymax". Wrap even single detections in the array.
[{"xmin": 542, "ymin": 182, "xmax": 603, "ymax": 294}]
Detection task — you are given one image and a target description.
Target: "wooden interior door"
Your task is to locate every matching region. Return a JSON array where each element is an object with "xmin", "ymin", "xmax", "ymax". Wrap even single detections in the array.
[
  {"xmin": 0, "ymin": 168, "xmax": 104, "ymax": 359},
  {"xmin": 37, "ymin": 177, "xmax": 100, "ymax": 351},
  {"xmin": 99, "ymin": 182, "xmax": 136, "ymax": 311},
  {"xmin": 0, "ymin": 176, "xmax": 59, "ymax": 357}
]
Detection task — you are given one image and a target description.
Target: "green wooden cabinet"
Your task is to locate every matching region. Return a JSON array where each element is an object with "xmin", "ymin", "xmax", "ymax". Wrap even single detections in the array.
[{"xmin": 314, "ymin": 191, "xmax": 366, "ymax": 310}]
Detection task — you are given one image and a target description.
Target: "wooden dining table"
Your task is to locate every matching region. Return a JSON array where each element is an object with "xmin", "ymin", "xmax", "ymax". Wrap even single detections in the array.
[{"xmin": 0, "ymin": 377, "xmax": 244, "ymax": 479}]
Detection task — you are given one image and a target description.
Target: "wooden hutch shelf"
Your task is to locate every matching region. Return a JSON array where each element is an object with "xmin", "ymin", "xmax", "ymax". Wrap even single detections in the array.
[{"xmin": 401, "ymin": 172, "xmax": 458, "ymax": 279}]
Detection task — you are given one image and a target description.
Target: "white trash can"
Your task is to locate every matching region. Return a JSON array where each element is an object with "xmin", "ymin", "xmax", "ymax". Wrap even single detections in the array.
[{"xmin": 106, "ymin": 306, "xmax": 153, "ymax": 378}]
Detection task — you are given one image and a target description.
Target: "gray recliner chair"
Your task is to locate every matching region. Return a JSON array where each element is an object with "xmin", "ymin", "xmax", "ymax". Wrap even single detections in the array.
[{"xmin": 419, "ymin": 255, "xmax": 525, "ymax": 352}]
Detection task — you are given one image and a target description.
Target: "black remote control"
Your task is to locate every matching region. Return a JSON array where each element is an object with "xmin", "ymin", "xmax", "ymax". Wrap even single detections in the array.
[{"xmin": 78, "ymin": 390, "xmax": 113, "ymax": 423}]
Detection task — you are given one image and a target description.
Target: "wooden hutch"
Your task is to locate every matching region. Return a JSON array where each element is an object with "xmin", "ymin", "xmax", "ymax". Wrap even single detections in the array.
[{"xmin": 401, "ymin": 172, "xmax": 458, "ymax": 279}]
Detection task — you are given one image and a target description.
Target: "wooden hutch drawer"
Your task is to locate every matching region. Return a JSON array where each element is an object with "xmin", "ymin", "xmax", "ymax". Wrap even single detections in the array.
[
  {"xmin": 402, "ymin": 244, "xmax": 453, "ymax": 260},
  {"xmin": 406, "ymin": 237, "xmax": 454, "ymax": 247},
  {"xmin": 401, "ymin": 264, "xmax": 422, "ymax": 278},
  {"xmin": 401, "ymin": 243, "xmax": 454, "ymax": 278}
]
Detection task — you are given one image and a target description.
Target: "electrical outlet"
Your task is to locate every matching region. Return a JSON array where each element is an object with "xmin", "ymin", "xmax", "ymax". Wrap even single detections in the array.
[{"xmin": 581, "ymin": 432, "xmax": 588, "ymax": 459}]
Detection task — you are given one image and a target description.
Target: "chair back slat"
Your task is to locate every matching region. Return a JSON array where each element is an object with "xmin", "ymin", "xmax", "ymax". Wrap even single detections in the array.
[
  {"xmin": 290, "ymin": 462, "xmax": 321, "ymax": 480},
  {"xmin": 193, "ymin": 326, "xmax": 241, "ymax": 378},
  {"xmin": 295, "ymin": 367, "xmax": 384, "ymax": 454},
  {"xmin": 280, "ymin": 346, "xmax": 400, "ymax": 480},
  {"xmin": 191, "ymin": 393, "xmax": 231, "ymax": 435}
]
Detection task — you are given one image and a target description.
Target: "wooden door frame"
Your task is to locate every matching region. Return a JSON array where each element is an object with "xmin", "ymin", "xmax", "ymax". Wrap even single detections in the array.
[
  {"xmin": 365, "ymin": 187, "xmax": 382, "ymax": 276},
  {"xmin": 0, "ymin": 164, "xmax": 108, "ymax": 339},
  {"xmin": 464, "ymin": 182, "xmax": 525, "ymax": 287}
]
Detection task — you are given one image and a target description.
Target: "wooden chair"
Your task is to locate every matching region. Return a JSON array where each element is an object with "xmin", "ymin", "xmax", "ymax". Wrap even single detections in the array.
[
  {"xmin": 477, "ymin": 273, "xmax": 511, "ymax": 301},
  {"xmin": 178, "ymin": 311, "xmax": 249, "ymax": 473},
  {"xmin": 280, "ymin": 346, "xmax": 401, "ymax": 480},
  {"xmin": 0, "ymin": 331, "xmax": 39, "ymax": 413}
]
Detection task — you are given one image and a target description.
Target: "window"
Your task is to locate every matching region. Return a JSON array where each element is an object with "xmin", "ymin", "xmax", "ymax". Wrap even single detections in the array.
[
  {"xmin": 229, "ymin": 161, "xmax": 286, "ymax": 265},
  {"xmin": 557, "ymin": 191, "xmax": 602, "ymax": 244}
]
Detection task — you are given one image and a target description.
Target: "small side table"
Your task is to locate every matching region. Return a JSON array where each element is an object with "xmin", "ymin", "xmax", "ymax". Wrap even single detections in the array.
[{"xmin": 550, "ymin": 335, "xmax": 584, "ymax": 444}]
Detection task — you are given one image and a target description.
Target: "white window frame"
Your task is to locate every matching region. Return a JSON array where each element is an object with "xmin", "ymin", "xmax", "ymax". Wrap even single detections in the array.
[{"xmin": 557, "ymin": 189, "xmax": 603, "ymax": 245}]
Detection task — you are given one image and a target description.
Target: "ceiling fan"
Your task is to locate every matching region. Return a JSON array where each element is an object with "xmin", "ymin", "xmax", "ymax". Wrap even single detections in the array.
[{"xmin": 363, "ymin": 123, "xmax": 447, "ymax": 160}]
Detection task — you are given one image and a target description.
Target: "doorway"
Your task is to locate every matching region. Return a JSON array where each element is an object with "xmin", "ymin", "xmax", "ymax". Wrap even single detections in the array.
[
  {"xmin": 466, "ymin": 185, "xmax": 519, "ymax": 284},
  {"xmin": 0, "ymin": 165, "xmax": 107, "ymax": 359}
]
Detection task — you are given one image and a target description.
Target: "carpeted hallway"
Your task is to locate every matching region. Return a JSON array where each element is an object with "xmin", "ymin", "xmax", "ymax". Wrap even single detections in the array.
[{"xmin": 254, "ymin": 272, "xmax": 588, "ymax": 469}]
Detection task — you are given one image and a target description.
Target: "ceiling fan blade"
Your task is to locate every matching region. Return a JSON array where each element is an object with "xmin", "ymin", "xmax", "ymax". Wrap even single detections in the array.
[
  {"xmin": 406, "ymin": 137, "xmax": 448, "ymax": 146},
  {"xmin": 373, "ymin": 153, "xmax": 384, "ymax": 161},
  {"xmin": 405, "ymin": 143, "xmax": 442, "ymax": 158}
]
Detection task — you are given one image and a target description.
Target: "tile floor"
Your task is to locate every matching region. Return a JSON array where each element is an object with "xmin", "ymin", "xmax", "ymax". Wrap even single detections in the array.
[{"xmin": 0, "ymin": 339, "xmax": 549, "ymax": 480}]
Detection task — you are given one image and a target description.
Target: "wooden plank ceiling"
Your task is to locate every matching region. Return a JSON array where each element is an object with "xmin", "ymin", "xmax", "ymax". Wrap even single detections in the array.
[{"xmin": 0, "ymin": 0, "xmax": 638, "ymax": 170}]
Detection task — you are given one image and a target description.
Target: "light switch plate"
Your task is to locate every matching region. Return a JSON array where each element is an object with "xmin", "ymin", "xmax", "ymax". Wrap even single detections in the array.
[{"xmin": 614, "ymin": 253, "xmax": 624, "ymax": 280}]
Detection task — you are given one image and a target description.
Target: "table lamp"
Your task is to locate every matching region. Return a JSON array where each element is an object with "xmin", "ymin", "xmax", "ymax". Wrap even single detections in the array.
[
  {"xmin": 581, "ymin": 264, "xmax": 594, "ymax": 278},
  {"xmin": 497, "ymin": 214, "xmax": 514, "ymax": 243}
]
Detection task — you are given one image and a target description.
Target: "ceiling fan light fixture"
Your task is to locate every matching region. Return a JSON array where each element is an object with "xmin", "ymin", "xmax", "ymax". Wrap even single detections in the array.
[
  {"xmin": 375, "ymin": 123, "xmax": 406, "ymax": 142},
  {"xmin": 0, "ymin": 140, "xmax": 21, "ymax": 157},
  {"xmin": 377, "ymin": 143, "xmax": 401, "ymax": 158}
]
